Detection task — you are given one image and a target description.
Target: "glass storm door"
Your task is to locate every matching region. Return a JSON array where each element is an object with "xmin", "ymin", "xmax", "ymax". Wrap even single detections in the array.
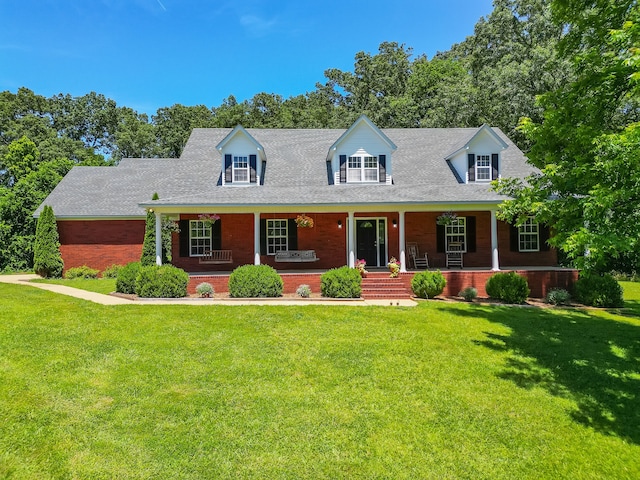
[{"xmin": 356, "ymin": 219, "xmax": 386, "ymax": 267}]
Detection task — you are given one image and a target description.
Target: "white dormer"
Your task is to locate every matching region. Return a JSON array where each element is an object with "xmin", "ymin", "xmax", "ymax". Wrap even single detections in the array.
[
  {"xmin": 216, "ymin": 125, "xmax": 266, "ymax": 186},
  {"xmin": 326, "ymin": 115, "xmax": 397, "ymax": 185},
  {"xmin": 444, "ymin": 124, "xmax": 508, "ymax": 184}
]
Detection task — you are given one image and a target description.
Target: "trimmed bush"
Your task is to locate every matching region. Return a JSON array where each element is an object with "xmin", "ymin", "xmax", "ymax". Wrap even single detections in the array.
[
  {"xmin": 196, "ymin": 282, "xmax": 214, "ymax": 297},
  {"xmin": 485, "ymin": 272, "xmax": 530, "ymax": 304},
  {"xmin": 135, "ymin": 264, "xmax": 188, "ymax": 298},
  {"xmin": 64, "ymin": 265, "xmax": 100, "ymax": 279},
  {"xmin": 573, "ymin": 274, "xmax": 624, "ymax": 307},
  {"xmin": 320, "ymin": 266, "xmax": 362, "ymax": 298},
  {"xmin": 115, "ymin": 262, "xmax": 141, "ymax": 294},
  {"xmin": 228, "ymin": 264, "xmax": 283, "ymax": 298},
  {"xmin": 33, "ymin": 205, "xmax": 64, "ymax": 278},
  {"xmin": 102, "ymin": 264, "xmax": 124, "ymax": 279},
  {"xmin": 545, "ymin": 288, "xmax": 571, "ymax": 306},
  {"xmin": 411, "ymin": 270, "xmax": 446, "ymax": 299},
  {"xmin": 459, "ymin": 286, "xmax": 478, "ymax": 302}
]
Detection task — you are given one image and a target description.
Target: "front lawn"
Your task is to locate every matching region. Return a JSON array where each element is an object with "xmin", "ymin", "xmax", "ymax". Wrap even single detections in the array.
[
  {"xmin": 31, "ymin": 277, "xmax": 117, "ymax": 295},
  {"xmin": 1, "ymin": 282, "xmax": 638, "ymax": 479}
]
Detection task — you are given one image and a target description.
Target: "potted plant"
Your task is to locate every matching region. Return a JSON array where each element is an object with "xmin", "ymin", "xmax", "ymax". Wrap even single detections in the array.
[
  {"xmin": 295, "ymin": 214, "xmax": 314, "ymax": 228},
  {"xmin": 387, "ymin": 257, "xmax": 400, "ymax": 278},
  {"xmin": 355, "ymin": 259, "xmax": 368, "ymax": 277}
]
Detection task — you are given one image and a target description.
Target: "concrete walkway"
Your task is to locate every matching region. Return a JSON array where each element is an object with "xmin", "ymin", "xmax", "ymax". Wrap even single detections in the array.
[{"xmin": 0, "ymin": 274, "xmax": 417, "ymax": 307}]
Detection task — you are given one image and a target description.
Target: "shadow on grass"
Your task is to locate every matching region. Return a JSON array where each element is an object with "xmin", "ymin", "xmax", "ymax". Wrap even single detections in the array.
[{"xmin": 435, "ymin": 303, "xmax": 640, "ymax": 444}]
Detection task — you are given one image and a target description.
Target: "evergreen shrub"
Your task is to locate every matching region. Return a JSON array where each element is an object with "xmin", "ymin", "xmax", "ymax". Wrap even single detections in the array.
[
  {"xmin": 115, "ymin": 262, "xmax": 141, "ymax": 294},
  {"xmin": 573, "ymin": 274, "xmax": 624, "ymax": 307},
  {"xmin": 64, "ymin": 266, "xmax": 100, "ymax": 279},
  {"xmin": 485, "ymin": 272, "xmax": 530, "ymax": 304},
  {"xmin": 320, "ymin": 266, "xmax": 361, "ymax": 298},
  {"xmin": 135, "ymin": 264, "xmax": 188, "ymax": 298},
  {"xmin": 459, "ymin": 286, "xmax": 478, "ymax": 302},
  {"xmin": 33, "ymin": 205, "xmax": 64, "ymax": 278},
  {"xmin": 228, "ymin": 264, "xmax": 283, "ymax": 298},
  {"xmin": 411, "ymin": 270, "xmax": 446, "ymax": 299},
  {"xmin": 196, "ymin": 282, "xmax": 214, "ymax": 297},
  {"xmin": 545, "ymin": 288, "xmax": 571, "ymax": 306},
  {"xmin": 102, "ymin": 264, "xmax": 124, "ymax": 278}
]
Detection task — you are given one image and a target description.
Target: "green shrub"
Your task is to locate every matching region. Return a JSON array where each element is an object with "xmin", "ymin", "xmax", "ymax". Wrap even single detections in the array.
[
  {"xmin": 459, "ymin": 286, "xmax": 478, "ymax": 302},
  {"xmin": 545, "ymin": 288, "xmax": 571, "ymax": 306},
  {"xmin": 320, "ymin": 266, "xmax": 362, "ymax": 298},
  {"xmin": 102, "ymin": 264, "xmax": 124, "ymax": 278},
  {"xmin": 64, "ymin": 265, "xmax": 100, "ymax": 279},
  {"xmin": 115, "ymin": 262, "xmax": 142, "ymax": 294},
  {"xmin": 573, "ymin": 274, "xmax": 624, "ymax": 307},
  {"xmin": 411, "ymin": 270, "xmax": 446, "ymax": 299},
  {"xmin": 135, "ymin": 265, "xmax": 188, "ymax": 298},
  {"xmin": 228, "ymin": 264, "xmax": 283, "ymax": 298},
  {"xmin": 485, "ymin": 272, "xmax": 530, "ymax": 304},
  {"xmin": 33, "ymin": 205, "xmax": 64, "ymax": 278},
  {"xmin": 196, "ymin": 282, "xmax": 214, "ymax": 297},
  {"xmin": 296, "ymin": 284, "xmax": 311, "ymax": 298}
]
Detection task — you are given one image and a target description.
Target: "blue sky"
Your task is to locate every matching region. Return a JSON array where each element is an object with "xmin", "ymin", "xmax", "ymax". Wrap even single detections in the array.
[{"xmin": 1, "ymin": 0, "xmax": 494, "ymax": 116}]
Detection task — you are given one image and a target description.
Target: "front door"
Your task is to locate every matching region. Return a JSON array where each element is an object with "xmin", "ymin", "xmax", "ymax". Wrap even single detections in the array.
[{"xmin": 356, "ymin": 219, "xmax": 386, "ymax": 267}]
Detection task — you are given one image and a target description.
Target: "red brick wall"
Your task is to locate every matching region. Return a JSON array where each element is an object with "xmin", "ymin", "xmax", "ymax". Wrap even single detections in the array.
[{"xmin": 57, "ymin": 220, "xmax": 145, "ymax": 272}]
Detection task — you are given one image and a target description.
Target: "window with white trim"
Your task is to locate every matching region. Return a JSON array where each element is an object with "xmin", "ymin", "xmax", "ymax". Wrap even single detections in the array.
[
  {"xmin": 233, "ymin": 155, "xmax": 249, "ymax": 183},
  {"xmin": 519, "ymin": 217, "xmax": 539, "ymax": 252},
  {"xmin": 445, "ymin": 217, "xmax": 467, "ymax": 252},
  {"xmin": 190, "ymin": 220, "xmax": 211, "ymax": 256},
  {"xmin": 348, "ymin": 155, "xmax": 378, "ymax": 183},
  {"xmin": 476, "ymin": 155, "xmax": 491, "ymax": 181},
  {"xmin": 267, "ymin": 219, "xmax": 288, "ymax": 254}
]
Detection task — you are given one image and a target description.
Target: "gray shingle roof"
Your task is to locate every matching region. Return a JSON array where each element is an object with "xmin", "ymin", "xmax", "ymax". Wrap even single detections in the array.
[{"xmin": 38, "ymin": 126, "xmax": 535, "ymax": 218}]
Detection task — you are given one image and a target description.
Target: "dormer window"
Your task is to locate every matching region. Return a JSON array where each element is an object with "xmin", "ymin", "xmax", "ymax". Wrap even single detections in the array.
[
  {"xmin": 233, "ymin": 155, "xmax": 249, "ymax": 183},
  {"xmin": 467, "ymin": 153, "xmax": 499, "ymax": 182},
  {"xmin": 348, "ymin": 155, "xmax": 379, "ymax": 182},
  {"xmin": 476, "ymin": 155, "xmax": 492, "ymax": 181}
]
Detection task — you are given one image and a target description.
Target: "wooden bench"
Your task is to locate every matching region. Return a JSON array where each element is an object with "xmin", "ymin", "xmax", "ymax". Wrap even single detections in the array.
[
  {"xmin": 275, "ymin": 250, "xmax": 320, "ymax": 262},
  {"xmin": 199, "ymin": 250, "xmax": 233, "ymax": 264}
]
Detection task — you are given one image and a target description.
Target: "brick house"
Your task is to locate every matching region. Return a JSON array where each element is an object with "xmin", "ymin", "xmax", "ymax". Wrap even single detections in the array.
[{"xmin": 37, "ymin": 115, "xmax": 574, "ymax": 296}]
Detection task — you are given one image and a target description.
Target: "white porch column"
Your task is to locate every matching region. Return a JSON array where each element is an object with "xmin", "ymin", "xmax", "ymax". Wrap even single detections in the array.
[
  {"xmin": 399, "ymin": 211, "xmax": 407, "ymax": 273},
  {"xmin": 254, "ymin": 212, "xmax": 261, "ymax": 265},
  {"xmin": 154, "ymin": 211, "xmax": 162, "ymax": 266},
  {"xmin": 491, "ymin": 209, "xmax": 500, "ymax": 271},
  {"xmin": 348, "ymin": 211, "xmax": 355, "ymax": 268}
]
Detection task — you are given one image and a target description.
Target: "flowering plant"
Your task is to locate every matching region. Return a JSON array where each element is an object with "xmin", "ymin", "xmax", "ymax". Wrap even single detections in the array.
[
  {"xmin": 295, "ymin": 214, "xmax": 314, "ymax": 228},
  {"xmin": 436, "ymin": 211, "xmax": 458, "ymax": 226},
  {"xmin": 355, "ymin": 258, "xmax": 367, "ymax": 276},
  {"xmin": 198, "ymin": 213, "xmax": 220, "ymax": 226},
  {"xmin": 387, "ymin": 256, "xmax": 400, "ymax": 278}
]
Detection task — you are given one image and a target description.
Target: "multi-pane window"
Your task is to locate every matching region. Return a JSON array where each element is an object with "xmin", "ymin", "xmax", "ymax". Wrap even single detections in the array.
[
  {"xmin": 347, "ymin": 155, "xmax": 378, "ymax": 182},
  {"xmin": 445, "ymin": 217, "xmax": 466, "ymax": 252},
  {"xmin": 519, "ymin": 217, "xmax": 539, "ymax": 252},
  {"xmin": 233, "ymin": 155, "xmax": 248, "ymax": 182},
  {"xmin": 267, "ymin": 219, "xmax": 288, "ymax": 254},
  {"xmin": 476, "ymin": 155, "xmax": 491, "ymax": 181},
  {"xmin": 190, "ymin": 220, "xmax": 211, "ymax": 256}
]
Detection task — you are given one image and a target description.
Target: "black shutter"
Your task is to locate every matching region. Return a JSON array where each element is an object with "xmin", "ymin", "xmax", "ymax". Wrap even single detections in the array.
[
  {"xmin": 225, "ymin": 154, "xmax": 232, "ymax": 183},
  {"xmin": 467, "ymin": 216, "xmax": 476, "ymax": 252},
  {"xmin": 287, "ymin": 219, "xmax": 298, "ymax": 250},
  {"xmin": 379, "ymin": 155, "xmax": 386, "ymax": 183},
  {"xmin": 437, "ymin": 223, "xmax": 445, "ymax": 253},
  {"xmin": 510, "ymin": 224, "xmax": 519, "ymax": 252},
  {"xmin": 260, "ymin": 219, "xmax": 267, "ymax": 255},
  {"xmin": 179, "ymin": 220, "xmax": 190, "ymax": 257},
  {"xmin": 468, "ymin": 153, "xmax": 475, "ymax": 182},
  {"xmin": 492, "ymin": 153, "xmax": 499, "ymax": 180},
  {"xmin": 339, "ymin": 155, "xmax": 347, "ymax": 183},
  {"xmin": 249, "ymin": 154, "xmax": 257, "ymax": 183},
  {"xmin": 212, "ymin": 219, "xmax": 222, "ymax": 250},
  {"xmin": 540, "ymin": 224, "xmax": 550, "ymax": 251}
]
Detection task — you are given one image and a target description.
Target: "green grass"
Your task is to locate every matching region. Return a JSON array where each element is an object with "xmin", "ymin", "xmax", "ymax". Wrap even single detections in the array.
[
  {"xmin": 1, "ymin": 282, "xmax": 639, "ymax": 479},
  {"xmin": 31, "ymin": 277, "xmax": 117, "ymax": 294}
]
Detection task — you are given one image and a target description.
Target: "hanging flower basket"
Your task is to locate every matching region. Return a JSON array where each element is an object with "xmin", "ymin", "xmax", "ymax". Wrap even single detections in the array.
[
  {"xmin": 198, "ymin": 213, "xmax": 220, "ymax": 226},
  {"xmin": 295, "ymin": 214, "xmax": 314, "ymax": 228},
  {"xmin": 436, "ymin": 211, "xmax": 458, "ymax": 226}
]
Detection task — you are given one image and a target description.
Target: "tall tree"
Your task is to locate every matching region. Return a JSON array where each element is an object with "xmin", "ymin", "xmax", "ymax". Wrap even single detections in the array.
[{"xmin": 494, "ymin": 0, "xmax": 640, "ymax": 273}]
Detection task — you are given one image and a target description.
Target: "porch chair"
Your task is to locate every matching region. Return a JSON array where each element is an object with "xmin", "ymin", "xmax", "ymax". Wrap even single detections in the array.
[
  {"xmin": 407, "ymin": 242, "xmax": 429, "ymax": 269},
  {"xmin": 446, "ymin": 242, "xmax": 463, "ymax": 268}
]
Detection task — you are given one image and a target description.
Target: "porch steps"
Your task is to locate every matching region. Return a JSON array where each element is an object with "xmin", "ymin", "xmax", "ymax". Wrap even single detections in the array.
[{"xmin": 361, "ymin": 275, "xmax": 413, "ymax": 299}]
